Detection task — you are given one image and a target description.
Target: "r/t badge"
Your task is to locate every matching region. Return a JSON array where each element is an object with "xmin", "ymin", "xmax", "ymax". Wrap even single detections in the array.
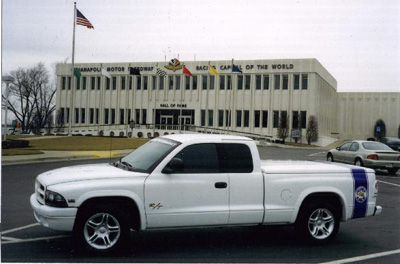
[{"xmin": 149, "ymin": 203, "xmax": 163, "ymax": 210}]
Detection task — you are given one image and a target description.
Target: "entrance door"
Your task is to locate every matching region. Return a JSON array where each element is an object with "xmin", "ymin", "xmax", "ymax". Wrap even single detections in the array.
[{"xmin": 160, "ymin": 115, "xmax": 174, "ymax": 130}]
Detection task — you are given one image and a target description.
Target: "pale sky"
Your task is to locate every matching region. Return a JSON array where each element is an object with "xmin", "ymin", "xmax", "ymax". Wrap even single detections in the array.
[{"xmin": 2, "ymin": 0, "xmax": 400, "ymax": 92}]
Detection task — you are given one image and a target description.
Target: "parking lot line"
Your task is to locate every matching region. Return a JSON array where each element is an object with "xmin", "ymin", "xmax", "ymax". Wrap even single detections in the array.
[
  {"xmin": 1, "ymin": 235, "xmax": 71, "ymax": 245},
  {"xmin": 378, "ymin": 180, "xmax": 400, "ymax": 187},
  {"xmin": 321, "ymin": 249, "xmax": 400, "ymax": 264},
  {"xmin": 1, "ymin": 223, "xmax": 39, "ymax": 235}
]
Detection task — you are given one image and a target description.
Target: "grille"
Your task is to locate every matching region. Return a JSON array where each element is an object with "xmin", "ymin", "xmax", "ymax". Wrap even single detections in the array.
[{"xmin": 35, "ymin": 180, "xmax": 45, "ymax": 205}]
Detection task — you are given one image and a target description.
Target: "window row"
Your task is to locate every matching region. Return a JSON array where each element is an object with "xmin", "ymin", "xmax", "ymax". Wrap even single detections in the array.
[{"xmin": 60, "ymin": 74, "xmax": 309, "ymax": 91}]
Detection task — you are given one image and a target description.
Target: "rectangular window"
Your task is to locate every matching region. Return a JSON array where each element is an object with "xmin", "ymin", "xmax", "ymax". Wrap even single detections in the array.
[
  {"xmin": 82, "ymin": 77, "xmax": 87, "ymax": 90},
  {"xmin": 225, "ymin": 110, "xmax": 231, "ymax": 127},
  {"xmin": 273, "ymin": 111, "xmax": 279, "ymax": 128},
  {"xmin": 91, "ymin": 77, "xmax": 96, "ymax": 90},
  {"xmin": 254, "ymin": 110, "xmax": 260, "ymax": 127},
  {"xmin": 76, "ymin": 77, "xmax": 80, "ymax": 90},
  {"xmin": 135, "ymin": 109, "xmax": 140, "ymax": 124},
  {"xmin": 66, "ymin": 108, "xmax": 70, "ymax": 122},
  {"xmin": 111, "ymin": 109, "xmax": 116, "ymax": 124},
  {"xmin": 208, "ymin": 110, "xmax": 213, "ymax": 126},
  {"xmin": 262, "ymin": 111, "xmax": 268, "ymax": 128},
  {"xmin": 244, "ymin": 110, "xmax": 249, "ymax": 127},
  {"xmin": 136, "ymin": 76, "xmax": 141, "ymax": 90},
  {"xmin": 159, "ymin": 76, "xmax": 164, "ymax": 90},
  {"xmin": 152, "ymin": 76, "xmax": 157, "ymax": 90},
  {"xmin": 97, "ymin": 77, "xmax": 101, "ymax": 90},
  {"xmin": 292, "ymin": 111, "xmax": 299, "ymax": 129},
  {"xmin": 245, "ymin": 75, "xmax": 251, "ymax": 90},
  {"xmin": 282, "ymin": 75, "xmax": 288, "ymax": 90},
  {"xmin": 112, "ymin": 77, "xmax": 117, "ymax": 90},
  {"xmin": 302, "ymin": 74, "xmax": 308, "ymax": 90},
  {"xmin": 237, "ymin": 75, "xmax": 243, "ymax": 90},
  {"xmin": 281, "ymin": 111, "xmax": 288, "ymax": 128},
  {"xmin": 121, "ymin": 76, "xmax": 126, "ymax": 90},
  {"xmin": 202, "ymin": 75, "xmax": 207, "ymax": 90},
  {"xmin": 75, "ymin": 108, "xmax": 79, "ymax": 123},
  {"xmin": 127, "ymin": 109, "xmax": 131, "ymax": 123},
  {"xmin": 201, "ymin": 110, "xmax": 206, "ymax": 126},
  {"xmin": 227, "ymin": 76, "xmax": 231, "ymax": 90},
  {"xmin": 294, "ymin": 74, "xmax": 300, "ymax": 90},
  {"xmin": 236, "ymin": 110, "xmax": 242, "ymax": 127},
  {"xmin": 175, "ymin": 76, "xmax": 181, "ymax": 90},
  {"xmin": 62, "ymin": 77, "xmax": 66, "ymax": 90},
  {"xmin": 274, "ymin": 75, "xmax": 280, "ymax": 90},
  {"xmin": 218, "ymin": 110, "xmax": 224, "ymax": 127},
  {"xmin": 143, "ymin": 76, "xmax": 148, "ymax": 90},
  {"xmin": 256, "ymin": 75, "xmax": 261, "ymax": 90},
  {"xmin": 89, "ymin": 108, "xmax": 94, "ymax": 124},
  {"xmin": 301, "ymin": 111, "xmax": 307, "ymax": 128},
  {"xmin": 192, "ymin": 76, "xmax": 198, "ymax": 90},
  {"xmin": 106, "ymin": 78, "xmax": 110, "ymax": 90},
  {"xmin": 68, "ymin": 77, "xmax": 71, "ymax": 90},
  {"xmin": 210, "ymin": 75, "xmax": 215, "ymax": 90},
  {"xmin": 104, "ymin": 109, "xmax": 109, "ymax": 124},
  {"xmin": 263, "ymin": 75, "xmax": 269, "ymax": 90},
  {"xmin": 96, "ymin": 109, "xmax": 99, "ymax": 124},
  {"xmin": 142, "ymin": 109, "xmax": 147, "ymax": 124},
  {"xmin": 219, "ymin": 75, "xmax": 225, "ymax": 90},
  {"xmin": 129, "ymin": 76, "xmax": 133, "ymax": 90},
  {"xmin": 120, "ymin": 109, "xmax": 125, "ymax": 124},
  {"xmin": 185, "ymin": 76, "xmax": 190, "ymax": 90},
  {"xmin": 169, "ymin": 76, "xmax": 174, "ymax": 90},
  {"xmin": 60, "ymin": 108, "xmax": 65, "ymax": 123},
  {"xmin": 81, "ymin": 108, "xmax": 85, "ymax": 123}
]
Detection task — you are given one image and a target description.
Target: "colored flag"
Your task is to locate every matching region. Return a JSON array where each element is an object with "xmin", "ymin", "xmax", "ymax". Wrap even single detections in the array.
[
  {"xmin": 183, "ymin": 65, "xmax": 193, "ymax": 76},
  {"xmin": 76, "ymin": 9, "xmax": 94, "ymax": 29},
  {"xmin": 129, "ymin": 67, "xmax": 140, "ymax": 75},
  {"xmin": 209, "ymin": 66, "xmax": 219, "ymax": 75},
  {"xmin": 232, "ymin": 64, "xmax": 242, "ymax": 73},
  {"xmin": 157, "ymin": 68, "xmax": 167, "ymax": 77},
  {"xmin": 101, "ymin": 67, "xmax": 111, "ymax": 79},
  {"xmin": 73, "ymin": 68, "xmax": 82, "ymax": 78}
]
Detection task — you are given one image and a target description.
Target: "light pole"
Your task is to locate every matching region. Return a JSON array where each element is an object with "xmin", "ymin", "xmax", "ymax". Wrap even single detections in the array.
[{"xmin": 2, "ymin": 76, "xmax": 15, "ymax": 141}]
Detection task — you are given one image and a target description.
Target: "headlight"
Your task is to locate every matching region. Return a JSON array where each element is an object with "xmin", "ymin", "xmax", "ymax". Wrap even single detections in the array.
[{"xmin": 45, "ymin": 190, "xmax": 68, "ymax": 207}]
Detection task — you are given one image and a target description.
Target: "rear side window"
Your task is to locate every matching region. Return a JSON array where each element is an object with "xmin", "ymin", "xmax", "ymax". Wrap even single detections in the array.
[
  {"xmin": 219, "ymin": 143, "xmax": 253, "ymax": 173},
  {"xmin": 173, "ymin": 143, "xmax": 219, "ymax": 173}
]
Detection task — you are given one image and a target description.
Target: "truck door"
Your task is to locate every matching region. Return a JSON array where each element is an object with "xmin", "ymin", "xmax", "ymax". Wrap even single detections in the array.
[{"xmin": 145, "ymin": 143, "xmax": 229, "ymax": 228}]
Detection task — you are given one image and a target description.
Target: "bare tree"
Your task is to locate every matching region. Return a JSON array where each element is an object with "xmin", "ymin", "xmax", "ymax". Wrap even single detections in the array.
[
  {"xmin": 277, "ymin": 112, "xmax": 289, "ymax": 143},
  {"xmin": 306, "ymin": 115, "xmax": 318, "ymax": 145},
  {"xmin": 2, "ymin": 63, "xmax": 56, "ymax": 133}
]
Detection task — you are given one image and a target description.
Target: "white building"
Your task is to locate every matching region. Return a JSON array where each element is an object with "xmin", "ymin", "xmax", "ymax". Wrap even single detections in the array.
[{"xmin": 55, "ymin": 58, "xmax": 400, "ymax": 146}]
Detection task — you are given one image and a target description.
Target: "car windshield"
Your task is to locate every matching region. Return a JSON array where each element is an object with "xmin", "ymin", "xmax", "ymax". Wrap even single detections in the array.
[
  {"xmin": 362, "ymin": 142, "xmax": 393, "ymax": 151},
  {"xmin": 119, "ymin": 138, "xmax": 180, "ymax": 173}
]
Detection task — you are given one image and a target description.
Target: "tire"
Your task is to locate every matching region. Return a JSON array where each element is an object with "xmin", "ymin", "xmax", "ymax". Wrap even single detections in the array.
[
  {"xmin": 75, "ymin": 205, "xmax": 129, "ymax": 253},
  {"xmin": 354, "ymin": 158, "xmax": 364, "ymax": 167},
  {"xmin": 327, "ymin": 153, "xmax": 334, "ymax": 162},
  {"xmin": 387, "ymin": 168, "xmax": 399, "ymax": 175},
  {"xmin": 295, "ymin": 202, "xmax": 340, "ymax": 244}
]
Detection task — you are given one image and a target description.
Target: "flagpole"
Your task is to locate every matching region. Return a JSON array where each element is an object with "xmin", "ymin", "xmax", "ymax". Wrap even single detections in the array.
[
  {"xmin": 228, "ymin": 58, "xmax": 234, "ymax": 133},
  {"xmin": 69, "ymin": 2, "xmax": 77, "ymax": 136},
  {"xmin": 152, "ymin": 63, "xmax": 158, "ymax": 136}
]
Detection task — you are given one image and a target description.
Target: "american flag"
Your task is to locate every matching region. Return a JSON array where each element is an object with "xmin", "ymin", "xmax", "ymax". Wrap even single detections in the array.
[{"xmin": 76, "ymin": 9, "xmax": 94, "ymax": 29}]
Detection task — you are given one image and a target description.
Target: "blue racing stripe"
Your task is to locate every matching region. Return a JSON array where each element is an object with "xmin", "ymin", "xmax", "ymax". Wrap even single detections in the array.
[{"xmin": 351, "ymin": 168, "xmax": 369, "ymax": 218}]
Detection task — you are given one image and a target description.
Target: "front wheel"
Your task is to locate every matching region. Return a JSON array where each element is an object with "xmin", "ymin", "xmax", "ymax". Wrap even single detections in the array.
[
  {"xmin": 295, "ymin": 202, "xmax": 340, "ymax": 244},
  {"xmin": 75, "ymin": 206, "xmax": 129, "ymax": 253}
]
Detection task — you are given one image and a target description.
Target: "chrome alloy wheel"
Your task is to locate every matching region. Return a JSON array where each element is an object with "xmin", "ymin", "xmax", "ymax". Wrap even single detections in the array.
[
  {"xmin": 83, "ymin": 213, "xmax": 121, "ymax": 250},
  {"xmin": 308, "ymin": 208, "xmax": 335, "ymax": 240}
]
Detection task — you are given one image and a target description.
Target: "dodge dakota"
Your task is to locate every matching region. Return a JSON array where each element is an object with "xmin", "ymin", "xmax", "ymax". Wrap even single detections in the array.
[{"xmin": 31, "ymin": 134, "xmax": 382, "ymax": 252}]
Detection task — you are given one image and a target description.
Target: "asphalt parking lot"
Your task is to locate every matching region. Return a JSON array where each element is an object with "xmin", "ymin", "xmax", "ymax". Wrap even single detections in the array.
[{"xmin": 1, "ymin": 146, "xmax": 400, "ymax": 263}]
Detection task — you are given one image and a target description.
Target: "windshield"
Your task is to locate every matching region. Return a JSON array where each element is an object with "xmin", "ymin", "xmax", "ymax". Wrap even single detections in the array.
[
  {"xmin": 362, "ymin": 142, "xmax": 393, "ymax": 151},
  {"xmin": 120, "ymin": 138, "xmax": 180, "ymax": 173}
]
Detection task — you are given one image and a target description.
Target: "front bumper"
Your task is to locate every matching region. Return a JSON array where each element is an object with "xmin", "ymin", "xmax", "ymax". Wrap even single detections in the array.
[
  {"xmin": 373, "ymin": 205, "xmax": 383, "ymax": 216},
  {"xmin": 30, "ymin": 194, "xmax": 77, "ymax": 231}
]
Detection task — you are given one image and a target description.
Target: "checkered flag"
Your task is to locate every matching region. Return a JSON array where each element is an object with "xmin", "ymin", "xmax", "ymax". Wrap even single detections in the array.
[{"xmin": 156, "ymin": 68, "xmax": 167, "ymax": 77}]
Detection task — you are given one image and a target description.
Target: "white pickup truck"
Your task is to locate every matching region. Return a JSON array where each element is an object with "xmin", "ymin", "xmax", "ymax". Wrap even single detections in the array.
[{"xmin": 31, "ymin": 134, "xmax": 382, "ymax": 252}]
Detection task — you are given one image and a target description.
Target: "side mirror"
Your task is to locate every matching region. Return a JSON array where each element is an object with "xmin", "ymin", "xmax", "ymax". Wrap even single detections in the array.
[
  {"xmin": 336, "ymin": 147, "xmax": 340, "ymax": 151},
  {"xmin": 162, "ymin": 158, "xmax": 184, "ymax": 174}
]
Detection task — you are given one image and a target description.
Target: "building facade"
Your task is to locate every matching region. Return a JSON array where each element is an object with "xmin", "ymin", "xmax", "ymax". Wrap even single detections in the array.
[{"xmin": 55, "ymin": 58, "xmax": 400, "ymax": 146}]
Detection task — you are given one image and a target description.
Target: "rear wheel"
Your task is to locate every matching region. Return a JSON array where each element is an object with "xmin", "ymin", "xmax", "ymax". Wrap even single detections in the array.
[
  {"xmin": 327, "ymin": 153, "xmax": 334, "ymax": 162},
  {"xmin": 354, "ymin": 158, "xmax": 364, "ymax": 167},
  {"xmin": 387, "ymin": 168, "xmax": 399, "ymax": 175},
  {"xmin": 296, "ymin": 202, "xmax": 340, "ymax": 244}
]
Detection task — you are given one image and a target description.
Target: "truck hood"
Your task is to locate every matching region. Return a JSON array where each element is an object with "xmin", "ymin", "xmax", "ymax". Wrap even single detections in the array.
[
  {"xmin": 37, "ymin": 163, "xmax": 149, "ymax": 186},
  {"xmin": 260, "ymin": 160, "xmax": 375, "ymax": 174}
]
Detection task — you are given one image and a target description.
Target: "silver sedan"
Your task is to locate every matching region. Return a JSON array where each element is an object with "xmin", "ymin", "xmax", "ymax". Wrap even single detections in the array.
[{"xmin": 327, "ymin": 140, "xmax": 400, "ymax": 175}]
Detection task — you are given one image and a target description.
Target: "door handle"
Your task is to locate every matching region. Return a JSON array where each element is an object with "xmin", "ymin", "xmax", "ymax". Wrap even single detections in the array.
[{"xmin": 215, "ymin": 182, "xmax": 228, "ymax": 189}]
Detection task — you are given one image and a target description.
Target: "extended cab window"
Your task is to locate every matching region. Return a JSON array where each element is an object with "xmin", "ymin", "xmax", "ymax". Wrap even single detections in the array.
[
  {"xmin": 173, "ymin": 143, "xmax": 219, "ymax": 173},
  {"xmin": 219, "ymin": 143, "xmax": 253, "ymax": 173}
]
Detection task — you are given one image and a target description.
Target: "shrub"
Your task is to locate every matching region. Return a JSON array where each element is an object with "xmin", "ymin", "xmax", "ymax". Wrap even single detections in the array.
[{"xmin": 2, "ymin": 140, "xmax": 30, "ymax": 149}]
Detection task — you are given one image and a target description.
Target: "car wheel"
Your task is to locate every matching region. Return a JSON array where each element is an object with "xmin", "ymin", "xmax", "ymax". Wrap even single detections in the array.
[
  {"xmin": 295, "ymin": 202, "xmax": 340, "ymax": 244},
  {"xmin": 327, "ymin": 153, "xmax": 334, "ymax": 162},
  {"xmin": 387, "ymin": 168, "xmax": 399, "ymax": 175},
  {"xmin": 75, "ymin": 205, "xmax": 129, "ymax": 253},
  {"xmin": 354, "ymin": 158, "xmax": 364, "ymax": 167}
]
